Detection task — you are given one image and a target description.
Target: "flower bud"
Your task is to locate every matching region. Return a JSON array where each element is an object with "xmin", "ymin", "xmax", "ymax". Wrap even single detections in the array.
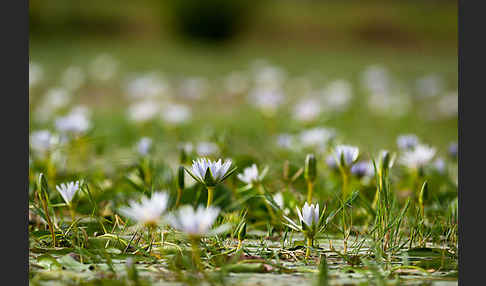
[
  {"xmin": 304, "ymin": 154, "xmax": 317, "ymax": 182},
  {"xmin": 177, "ymin": 166, "xmax": 185, "ymax": 190}
]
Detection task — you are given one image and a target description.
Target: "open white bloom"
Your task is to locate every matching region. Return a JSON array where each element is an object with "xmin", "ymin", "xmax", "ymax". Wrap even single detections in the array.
[
  {"xmin": 119, "ymin": 192, "xmax": 169, "ymax": 226},
  {"xmin": 136, "ymin": 137, "xmax": 152, "ymax": 156},
  {"xmin": 297, "ymin": 202, "xmax": 320, "ymax": 227},
  {"xmin": 299, "ymin": 128, "xmax": 335, "ymax": 149},
  {"xmin": 196, "ymin": 142, "xmax": 219, "ymax": 156},
  {"xmin": 334, "ymin": 145, "xmax": 359, "ymax": 166},
  {"xmin": 400, "ymin": 144, "xmax": 436, "ymax": 169},
  {"xmin": 293, "ymin": 97, "xmax": 322, "ymax": 122},
  {"xmin": 237, "ymin": 164, "xmax": 267, "ymax": 185},
  {"xmin": 186, "ymin": 158, "xmax": 235, "ymax": 187},
  {"xmin": 397, "ymin": 134, "xmax": 419, "ymax": 150},
  {"xmin": 55, "ymin": 107, "xmax": 91, "ymax": 134},
  {"xmin": 56, "ymin": 181, "xmax": 80, "ymax": 206},
  {"xmin": 161, "ymin": 103, "xmax": 191, "ymax": 124},
  {"xmin": 167, "ymin": 205, "xmax": 220, "ymax": 236}
]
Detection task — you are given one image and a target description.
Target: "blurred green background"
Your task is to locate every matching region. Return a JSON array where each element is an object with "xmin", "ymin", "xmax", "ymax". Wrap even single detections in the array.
[{"xmin": 29, "ymin": 0, "xmax": 457, "ymax": 153}]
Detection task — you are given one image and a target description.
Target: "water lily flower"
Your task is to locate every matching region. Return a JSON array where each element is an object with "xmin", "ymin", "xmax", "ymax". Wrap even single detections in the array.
[
  {"xmin": 237, "ymin": 164, "xmax": 268, "ymax": 185},
  {"xmin": 56, "ymin": 181, "xmax": 81, "ymax": 206},
  {"xmin": 397, "ymin": 134, "xmax": 419, "ymax": 150},
  {"xmin": 298, "ymin": 202, "xmax": 320, "ymax": 228},
  {"xmin": 119, "ymin": 192, "xmax": 169, "ymax": 226},
  {"xmin": 136, "ymin": 137, "xmax": 152, "ymax": 156},
  {"xmin": 293, "ymin": 97, "xmax": 322, "ymax": 122},
  {"xmin": 400, "ymin": 144, "xmax": 436, "ymax": 169},
  {"xmin": 55, "ymin": 107, "xmax": 91, "ymax": 134},
  {"xmin": 351, "ymin": 161, "xmax": 374, "ymax": 178},
  {"xmin": 167, "ymin": 205, "xmax": 220, "ymax": 236},
  {"xmin": 323, "ymin": 80, "xmax": 353, "ymax": 113},
  {"xmin": 299, "ymin": 128, "xmax": 335, "ymax": 149},
  {"xmin": 128, "ymin": 100, "xmax": 160, "ymax": 122},
  {"xmin": 185, "ymin": 158, "xmax": 236, "ymax": 187},
  {"xmin": 334, "ymin": 145, "xmax": 359, "ymax": 167}
]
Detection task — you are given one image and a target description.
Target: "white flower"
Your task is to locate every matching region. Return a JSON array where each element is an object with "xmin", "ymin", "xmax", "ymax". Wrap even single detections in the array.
[
  {"xmin": 161, "ymin": 103, "xmax": 191, "ymax": 124},
  {"xmin": 273, "ymin": 192, "xmax": 284, "ymax": 209},
  {"xmin": 237, "ymin": 164, "xmax": 267, "ymax": 185},
  {"xmin": 361, "ymin": 65, "xmax": 390, "ymax": 94},
  {"xmin": 119, "ymin": 192, "xmax": 169, "ymax": 225},
  {"xmin": 397, "ymin": 134, "xmax": 419, "ymax": 150},
  {"xmin": 126, "ymin": 73, "xmax": 169, "ymax": 99},
  {"xmin": 186, "ymin": 158, "xmax": 235, "ymax": 186},
  {"xmin": 416, "ymin": 74, "xmax": 443, "ymax": 97},
  {"xmin": 29, "ymin": 62, "xmax": 44, "ymax": 88},
  {"xmin": 323, "ymin": 80, "xmax": 352, "ymax": 112},
  {"xmin": 400, "ymin": 144, "xmax": 436, "ymax": 169},
  {"xmin": 293, "ymin": 97, "xmax": 322, "ymax": 122},
  {"xmin": 128, "ymin": 100, "xmax": 160, "ymax": 122},
  {"xmin": 56, "ymin": 181, "xmax": 80, "ymax": 205},
  {"xmin": 351, "ymin": 161, "xmax": 374, "ymax": 178},
  {"xmin": 276, "ymin": 133, "xmax": 295, "ymax": 149},
  {"xmin": 30, "ymin": 130, "xmax": 57, "ymax": 154},
  {"xmin": 334, "ymin": 145, "xmax": 359, "ymax": 166},
  {"xmin": 196, "ymin": 142, "xmax": 219, "ymax": 156},
  {"xmin": 55, "ymin": 107, "xmax": 91, "ymax": 134},
  {"xmin": 167, "ymin": 205, "xmax": 220, "ymax": 236},
  {"xmin": 136, "ymin": 137, "xmax": 152, "ymax": 156},
  {"xmin": 249, "ymin": 87, "xmax": 285, "ymax": 116},
  {"xmin": 297, "ymin": 202, "xmax": 320, "ymax": 227},
  {"xmin": 61, "ymin": 66, "xmax": 85, "ymax": 91},
  {"xmin": 179, "ymin": 77, "xmax": 208, "ymax": 100},
  {"xmin": 299, "ymin": 128, "xmax": 335, "ymax": 149},
  {"xmin": 90, "ymin": 54, "xmax": 118, "ymax": 81}
]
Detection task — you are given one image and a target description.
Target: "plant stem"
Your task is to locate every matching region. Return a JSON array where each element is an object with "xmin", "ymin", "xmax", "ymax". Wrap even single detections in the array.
[
  {"xmin": 306, "ymin": 237, "xmax": 312, "ymax": 259},
  {"xmin": 206, "ymin": 187, "xmax": 214, "ymax": 208},
  {"xmin": 237, "ymin": 239, "xmax": 243, "ymax": 251},
  {"xmin": 257, "ymin": 184, "xmax": 277, "ymax": 222},
  {"xmin": 38, "ymin": 191, "xmax": 56, "ymax": 247},
  {"xmin": 190, "ymin": 236, "xmax": 202, "ymax": 271},
  {"xmin": 306, "ymin": 181, "xmax": 314, "ymax": 204},
  {"xmin": 176, "ymin": 188, "xmax": 182, "ymax": 208}
]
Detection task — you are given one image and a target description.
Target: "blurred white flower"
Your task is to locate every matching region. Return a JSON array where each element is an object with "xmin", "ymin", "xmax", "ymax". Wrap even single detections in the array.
[
  {"xmin": 249, "ymin": 87, "xmax": 285, "ymax": 116},
  {"xmin": 187, "ymin": 158, "xmax": 234, "ymax": 186},
  {"xmin": 224, "ymin": 71, "xmax": 248, "ymax": 95},
  {"xmin": 361, "ymin": 65, "xmax": 390, "ymax": 94},
  {"xmin": 61, "ymin": 66, "xmax": 85, "ymax": 91},
  {"xmin": 237, "ymin": 164, "xmax": 267, "ymax": 185},
  {"xmin": 299, "ymin": 128, "xmax": 335, "ymax": 149},
  {"xmin": 55, "ymin": 107, "xmax": 91, "ymax": 134},
  {"xmin": 196, "ymin": 142, "xmax": 219, "ymax": 156},
  {"xmin": 323, "ymin": 80, "xmax": 352, "ymax": 112},
  {"xmin": 351, "ymin": 161, "xmax": 374, "ymax": 178},
  {"xmin": 433, "ymin": 157, "xmax": 446, "ymax": 174},
  {"xmin": 126, "ymin": 73, "xmax": 169, "ymax": 99},
  {"xmin": 400, "ymin": 144, "xmax": 436, "ymax": 169},
  {"xmin": 128, "ymin": 100, "xmax": 160, "ymax": 122},
  {"xmin": 136, "ymin": 137, "xmax": 152, "ymax": 156},
  {"xmin": 30, "ymin": 130, "xmax": 58, "ymax": 154},
  {"xmin": 416, "ymin": 74, "xmax": 444, "ymax": 97},
  {"xmin": 334, "ymin": 145, "xmax": 359, "ymax": 166},
  {"xmin": 119, "ymin": 192, "xmax": 169, "ymax": 226},
  {"xmin": 436, "ymin": 91, "xmax": 458, "ymax": 118},
  {"xmin": 293, "ymin": 97, "xmax": 321, "ymax": 122},
  {"xmin": 29, "ymin": 62, "xmax": 44, "ymax": 88},
  {"xmin": 90, "ymin": 54, "xmax": 119, "ymax": 81},
  {"xmin": 367, "ymin": 91, "xmax": 411, "ymax": 118},
  {"xmin": 397, "ymin": 134, "xmax": 419, "ymax": 150},
  {"xmin": 167, "ymin": 205, "xmax": 220, "ymax": 236},
  {"xmin": 253, "ymin": 65, "xmax": 286, "ymax": 90},
  {"xmin": 36, "ymin": 88, "xmax": 72, "ymax": 122},
  {"xmin": 276, "ymin": 133, "xmax": 295, "ymax": 149},
  {"xmin": 179, "ymin": 77, "xmax": 208, "ymax": 100},
  {"xmin": 56, "ymin": 181, "xmax": 80, "ymax": 206},
  {"xmin": 161, "ymin": 103, "xmax": 191, "ymax": 124}
]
